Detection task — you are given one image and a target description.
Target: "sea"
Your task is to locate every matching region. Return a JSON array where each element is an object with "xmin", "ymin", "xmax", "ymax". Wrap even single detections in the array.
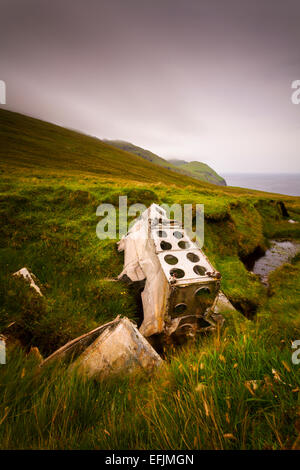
[{"xmin": 221, "ymin": 173, "xmax": 300, "ymax": 197}]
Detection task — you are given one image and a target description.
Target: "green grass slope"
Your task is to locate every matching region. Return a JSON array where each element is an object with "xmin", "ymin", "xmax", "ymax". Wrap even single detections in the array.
[
  {"xmin": 0, "ymin": 109, "xmax": 207, "ymax": 187},
  {"xmin": 0, "ymin": 107, "xmax": 300, "ymax": 449},
  {"xmin": 105, "ymin": 139, "xmax": 226, "ymax": 186},
  {"xmin": 169, "ymin": 159, "xmax": 227, "ymax": 186}
]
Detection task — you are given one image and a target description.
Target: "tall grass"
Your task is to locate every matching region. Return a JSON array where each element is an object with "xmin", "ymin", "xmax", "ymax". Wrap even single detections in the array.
[{"xmin": 1, "ymin": 317, "xmax": 299, "ymax": 449}]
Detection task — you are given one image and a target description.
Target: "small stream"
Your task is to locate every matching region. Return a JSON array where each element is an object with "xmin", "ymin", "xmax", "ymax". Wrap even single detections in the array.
[{"xmin": 251, "ymin": 240, "xmax": 300, "ymax": 285}]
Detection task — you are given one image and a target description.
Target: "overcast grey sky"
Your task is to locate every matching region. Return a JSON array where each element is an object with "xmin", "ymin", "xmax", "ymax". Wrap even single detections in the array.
[{"xmin": 0, "ymin": 0, "xmax": 299, "ymax": 173}]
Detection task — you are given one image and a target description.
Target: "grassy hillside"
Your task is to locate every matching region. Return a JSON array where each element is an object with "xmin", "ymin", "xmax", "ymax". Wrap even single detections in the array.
[
  {"xmin": 0, "ymin": 108, "xmax": 300, "ymax": 449},
  {"xmin": 169, "ymin": 159, "xmax": 227, "ymax": 186},
  {"xmin": 105, "ymin": 139, "xmax": 226, "ymax": 186},
  {"xmin": 0, "ymin": 110, "xmax": 207, "ymax": 187}
]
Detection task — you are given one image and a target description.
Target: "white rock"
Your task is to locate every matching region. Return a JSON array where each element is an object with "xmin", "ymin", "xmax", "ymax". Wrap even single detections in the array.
[
  {"xmin": 13, "ymin": 267, "xmax": 43, "ymax": 296},
  {"xmin": 288, "ymin": 219, "xmax": 298, "ymax": 224}
]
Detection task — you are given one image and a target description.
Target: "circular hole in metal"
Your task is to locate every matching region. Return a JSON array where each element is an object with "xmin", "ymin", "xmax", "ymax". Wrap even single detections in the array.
[
  {"xmin": 170, "ymin": 268, "xmax": 185, "ymax": 279},
  {"xmin": 186, "ymin": 252, "xmax": 200, "ymax": 263},
  {"xmin": 164, "ymin": 254, "xmax": 178, "ymax": 265},
  {"xmin": 173, "ymin": 231, "xmax": 184, "ymax": 239},
  {"xmin": 178, "ymin": 240, "xmax": 190, "ymax": 249},
  {"xmin": 193, "ymin": 265, "xmax": 207, "ymax": 276},
  {"xmin": 195, "ymin": 287, "xmax": 211, "ymax": 297},
  {"xmin": 174, "ymin": 303, "xmax": 187, "ymax": 314},
  {"xmin": 157, "ymin": 230, "xmax": 167, "ymax": 238},
  {"xmin": 160, "ymin": 241, "xmax": 172, "ymax": 250}
]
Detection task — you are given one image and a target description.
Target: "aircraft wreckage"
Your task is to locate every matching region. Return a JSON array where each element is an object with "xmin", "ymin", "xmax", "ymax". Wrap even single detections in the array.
[
  {"xmin": 118, "ymin": 203, "xmax": 224, "ymax": 344},
  {"xmin": 40, "ymin": 204, "xmax": 225, "ymax": 379}
]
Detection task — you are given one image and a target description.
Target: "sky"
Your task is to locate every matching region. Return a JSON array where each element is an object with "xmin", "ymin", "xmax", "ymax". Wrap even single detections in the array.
[{"xmin": 0, "ymin": 0, "xmax": 300, "ymax": 173}]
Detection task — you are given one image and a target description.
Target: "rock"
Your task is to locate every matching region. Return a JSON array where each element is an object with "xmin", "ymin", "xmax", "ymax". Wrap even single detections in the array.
[
  {"xmin": 288, "ymin": 219, "xmax": 298, "ymax": 224},
  {"xmin": 13, "ymin": 267, "xmax": 43, "ymax": 296}
]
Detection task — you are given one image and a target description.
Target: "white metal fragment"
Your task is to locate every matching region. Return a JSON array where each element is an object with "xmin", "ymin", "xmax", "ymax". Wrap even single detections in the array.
[
  {"xmin": 41, "ymin": 317, "xmax": 163, "ymax": 380},
  {"xmin": 213, "ymin": 291, "xmax": 236, "ymax": 314},
  {"xmin": 71, "ymin": 317, "xmax": 163, "ymax": 380},
  {"xmin": 40, "ymin": 316, "xmax": 122, "ymax": 367}
]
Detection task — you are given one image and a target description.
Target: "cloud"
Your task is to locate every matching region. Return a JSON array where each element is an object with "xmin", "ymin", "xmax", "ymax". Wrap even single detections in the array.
[{"xmin": 1, "ymin": 0, "xmax": 299, "ymax": 172}]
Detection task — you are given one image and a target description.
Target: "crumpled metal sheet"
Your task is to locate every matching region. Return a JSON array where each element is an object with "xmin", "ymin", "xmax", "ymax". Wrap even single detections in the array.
[
  {"xmin": 118, "ymin": 207, "xmax": 168, "ymax": 336},
  {"xmin": 41, "ymin": 317, "xmax": 163, "ymax": 380},
  {"xmin": 41, "ymin": 316, "xmax": 122, "ymax": 367},
  {"xmin": 71, "ymin": 317, "xmax": 163, "ymax": 380}
]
